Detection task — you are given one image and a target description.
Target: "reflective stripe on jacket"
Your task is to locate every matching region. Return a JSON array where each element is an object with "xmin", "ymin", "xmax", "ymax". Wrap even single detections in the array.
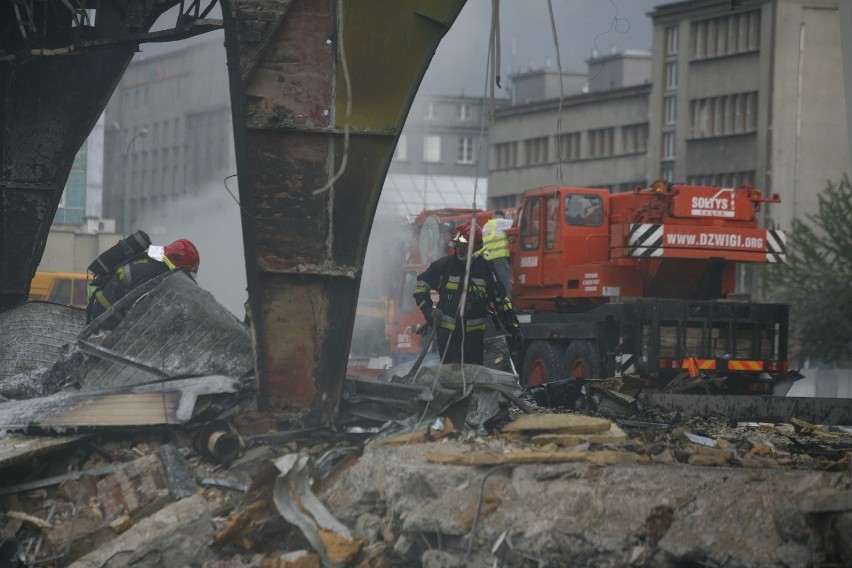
[{"xmin": 413, "ymin": 255, "xmax": 520, "ymax": 333}]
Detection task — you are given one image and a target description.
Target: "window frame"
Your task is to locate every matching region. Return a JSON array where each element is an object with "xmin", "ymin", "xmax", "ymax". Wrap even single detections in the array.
[{"xmin": 423, "ymin": 135, "xmax": 441, "ymax": 163}]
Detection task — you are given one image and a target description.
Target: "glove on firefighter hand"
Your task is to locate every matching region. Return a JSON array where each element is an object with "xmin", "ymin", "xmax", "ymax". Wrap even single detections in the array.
[{"xmin": 430, "ymin": 308, "xmax": 444, "ymax": 326}]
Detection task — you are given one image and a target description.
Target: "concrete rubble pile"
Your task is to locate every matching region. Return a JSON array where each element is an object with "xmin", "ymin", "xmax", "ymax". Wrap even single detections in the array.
[{"xmin": 0, "ymin": 273, "xmax": 850, "ymax": 567}]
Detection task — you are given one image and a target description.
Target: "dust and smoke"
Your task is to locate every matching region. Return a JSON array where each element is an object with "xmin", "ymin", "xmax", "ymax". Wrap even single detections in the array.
[{"xmin": 137, "ymin": 177, "xmax": 247, "ymax": 318}]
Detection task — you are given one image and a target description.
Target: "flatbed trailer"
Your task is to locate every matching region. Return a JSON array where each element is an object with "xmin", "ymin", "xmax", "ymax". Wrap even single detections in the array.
[{"xmin": 518, "ymin": 297, "xmax": 789, "ymax": 393}]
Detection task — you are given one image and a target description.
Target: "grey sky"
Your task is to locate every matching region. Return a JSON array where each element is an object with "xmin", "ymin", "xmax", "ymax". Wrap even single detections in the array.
[
  {"xmin": 418, "ymin": 0, "xmax": 661, "ymax": 96},
  {"xmin": 146, "ymin": 1, "xmax": 661, "ymax": 97}
]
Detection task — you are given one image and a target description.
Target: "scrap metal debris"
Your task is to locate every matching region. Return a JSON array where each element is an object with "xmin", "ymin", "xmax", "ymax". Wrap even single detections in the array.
[{"xmin": 0, "ymin": 274, "xmax": 851, "ymax": 566}]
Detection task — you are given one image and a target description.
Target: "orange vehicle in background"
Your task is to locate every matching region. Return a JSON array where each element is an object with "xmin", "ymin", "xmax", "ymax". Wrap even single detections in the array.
[
  {"xmin": 28, "ymin": 271, "xmax": 90, "ymax": 308},
  {"xmin": 509, "ymin": 181, "xmax": 790, "ymax": 392},
  {"xmin": 395, "ymin": 182, "xmax": 791, "ymax": 394}
]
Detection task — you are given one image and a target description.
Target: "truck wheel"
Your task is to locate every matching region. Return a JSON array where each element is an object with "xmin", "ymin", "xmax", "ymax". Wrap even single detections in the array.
[
  {"xmin": 521, "ymin": 340, "xmax": 566, "ymax": 387},
  {"xmin": 564, "ymin": 340, "xmax": 601, "ymax": 379}
]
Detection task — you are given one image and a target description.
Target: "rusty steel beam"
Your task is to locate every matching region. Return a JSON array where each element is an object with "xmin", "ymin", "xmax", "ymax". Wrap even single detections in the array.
[
  {"xmin": 0, "ymin": 49, "xmax": 136, "ymax": 311},
  {"xmin": 221, "ymin": 0, "xmax": 467, "ymax": 410},
  {"xmin": 0, "ymin": 0, "xmax": 200, "ymax": 312}
]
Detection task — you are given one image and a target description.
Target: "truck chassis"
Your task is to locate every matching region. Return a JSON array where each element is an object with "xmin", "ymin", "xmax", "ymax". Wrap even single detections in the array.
[{"xmin": 517, "ymin": 297, "xmax": 789, "ymax": 393}]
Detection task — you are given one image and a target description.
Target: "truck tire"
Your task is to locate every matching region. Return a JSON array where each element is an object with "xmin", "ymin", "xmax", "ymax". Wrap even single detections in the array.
[
  {"xmin": 564, "ymin": 340, "xmax": 601, "ymax": 379},
  {"xmin": 521, "ymin": 340, "xmax": 566, "ymax": 387}
]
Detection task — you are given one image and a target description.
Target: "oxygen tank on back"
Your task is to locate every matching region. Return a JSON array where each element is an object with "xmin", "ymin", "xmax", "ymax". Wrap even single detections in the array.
[{"xmin": 88, "ymin": 230, "xmax": 151, "ymax": 277}]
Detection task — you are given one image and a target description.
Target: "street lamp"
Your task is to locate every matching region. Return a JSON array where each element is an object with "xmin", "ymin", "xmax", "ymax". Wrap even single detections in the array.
[{"xmin": 116, "ymin": 125, "xmax": 148, "ymax": 235}]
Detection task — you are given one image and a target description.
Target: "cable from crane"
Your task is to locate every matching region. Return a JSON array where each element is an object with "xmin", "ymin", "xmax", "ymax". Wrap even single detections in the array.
[
  {"xmin": 312, "ymin": 0, "xmax": 352, "ymax": 197},
  {"xmin": 547, "ymin": 0, "xmax": 566, "ymax": 185},
  {"xmin": 415, "ymin": 0, "xmax": 504, "ymax": 426}
]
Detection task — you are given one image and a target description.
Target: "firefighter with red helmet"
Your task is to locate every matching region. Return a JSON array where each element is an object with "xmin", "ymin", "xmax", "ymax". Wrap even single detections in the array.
[
  {"xmin": 86, "ymin": 235, "xmax": 200, "ymax": 329},
  {"xmin": 413, "ymin": 220, "xmax": 522, "ymax": 365}
]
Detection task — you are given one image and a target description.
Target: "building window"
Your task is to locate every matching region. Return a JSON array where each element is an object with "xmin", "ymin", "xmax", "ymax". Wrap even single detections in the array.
[
  {"xmin": 456, "ymin": 103, "xmax": 471, "ymax": 121},
  {"xmin": 524, "ymin": 136, "xmax": 549, "ymax": 165},
  {"xmin": 588, "ymin": 127, "xmax": 615, "ymax": 159},
  {"xmin": 494, "ymin": 141, "xmax": 518, "ymax": 169},
  {"xmin": 665, "ymin": 62, "xmax": 678, "ymax": 90},
  {"xmin": 745, "ymin": 92, "xmax": 757, "ymax": 131},
  {"xmin": 707, "ymin": 19, "xmax": 717, "ymax": 57},
  {"xmin": 747, "ymin": 11, "xmax": 760, "ymax": 51},
  {"xmin": 621, "ymin": 123, "xmax": 648, "ymax": 155},
  {"xmin": 558, "ymin": 132, "xmax": 581, "ymax": 161},
  {"xmin": 690, "ymin": 92, "xmax": 757, "ymax": 138},
  {"xmin": 394, "ymin": 134, "xmax": 408, "ymax": 161},
  {"xmin": 716, "ymin": 17, "xmax": 727, "ymax": 55},
  {"xmin": 457, "ymin": 136, "xmax": 475, "ymax": 164},
  {"xmin": 423, "ymin": 135, "xmax": 441, "ymax": 163},
  {"xmin": 687, "ymin": 170, "xmax": 755, "ymax": 187},
  {"xmin": 660, "ymin": 165, "xmax": 675, "ymax": 182},
  {"xmin": 694, "ymin": 21, "xmax": 706, "ymax": 59},
  {"xmin": 666, "ymin": 25, "xmax": 679, "ymax": 55},
  {"xmin": 664, "ymin": 96, "xmax": 677, "ymax": 125},
  {"xmin": 662, "ymin": 131, "xmax": 676, "ymax": 160},
  {"xmin": 425, "ymin": 101, "xmax": 437, "ymax": 120},
  {"xmin": 693, "ymin": 10, "xmax": 760, "ymax": 60}
]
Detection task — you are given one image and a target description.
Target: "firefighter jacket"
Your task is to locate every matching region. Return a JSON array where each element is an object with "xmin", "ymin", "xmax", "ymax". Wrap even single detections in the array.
[
  {"xmin": 86, "ymin": 255, "xmax": 170, "ymax": 329},
  {"xmin": 414, "ymin": 254, "xmax": 520, "ymax": 335},
  {"xmin": 481, "ymin": 218, "xmax": 512, "ymax": 261}
]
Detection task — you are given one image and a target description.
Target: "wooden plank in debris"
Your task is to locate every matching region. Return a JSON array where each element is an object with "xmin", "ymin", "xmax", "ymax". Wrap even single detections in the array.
[
  {"xmin": 530, "ymin": 423, "xmax": 627, "ymax": 446},
  {"xmin": 0, "ymin": 435, "xmax": 84, "ymax": 470},
  {"xmin": 0, "ymin": 375, "xmax": 240, "ymax": 429},
  {"xmin": 501, "ymin": 413, "xmax": 611, "ymax": 435},
  {"xmin": 425, "ymin": 449, "xmax": 637, "ymax": 466}
]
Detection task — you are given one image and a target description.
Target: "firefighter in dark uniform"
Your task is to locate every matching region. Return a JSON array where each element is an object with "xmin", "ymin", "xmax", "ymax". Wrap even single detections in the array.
[
  {"xmin": 87, "ymin": 238, "xmax": 200, "ymax": 330},
  {"xmin": 413, "ymin": 220, "xmax": 522, "ymax": 365}
]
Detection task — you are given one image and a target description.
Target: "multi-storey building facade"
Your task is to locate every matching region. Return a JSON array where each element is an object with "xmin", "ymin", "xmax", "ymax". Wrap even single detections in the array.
[
  {"xmin": 647, "ymin": 0, "xmax": 847, "ymax": 234},
  {"xmin": 102, "ymin": 34, "xmax": 234, "ymax": 234},
  {"xmin": 487, "ymin": 53, "xmax": 652, "ymax": 209},
  {"xmin": 391, "ymin": 94, "xmax": 502, "ymax": 178},
  {"xmin": 376, "ymin": 93, "xmax": 504, "ymax": 218},
  {"xmin": 489, "ymin": 0, "xmax": 847, "ymax": 239}
]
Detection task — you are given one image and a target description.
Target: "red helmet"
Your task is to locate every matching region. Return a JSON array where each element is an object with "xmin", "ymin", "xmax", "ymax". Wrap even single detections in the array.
[
  {"xmin": 164, "ymin": 239, "xmax": 200, "ymax": 273},
  {"xmin": 450, "ymin": 221, "xmax": 483, "ymax": 259}
]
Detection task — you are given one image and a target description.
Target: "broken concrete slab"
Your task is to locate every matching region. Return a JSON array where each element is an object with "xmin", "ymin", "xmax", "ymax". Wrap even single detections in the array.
[
  {"xmin": 425, "ymin": 448, "xmax": 638, "ymax": 466},
  {"xmin": 67, "ymin": 493, "xmax": 214, "ymax": 567},
  {"xmin": 320, "ymin": 440, "xmax": 851, "ymax": 567}
]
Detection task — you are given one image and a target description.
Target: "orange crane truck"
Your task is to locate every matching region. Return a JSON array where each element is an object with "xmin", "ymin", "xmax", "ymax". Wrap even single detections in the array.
[{"xmin": 510, "ymin": 181, "xmax": 789, "ymax": 393}]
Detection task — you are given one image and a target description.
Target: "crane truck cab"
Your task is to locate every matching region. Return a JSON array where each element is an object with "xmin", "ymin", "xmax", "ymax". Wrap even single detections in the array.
[{"xmin": 510, "ymin": 182, "xmax": 790, "ymax": 393}]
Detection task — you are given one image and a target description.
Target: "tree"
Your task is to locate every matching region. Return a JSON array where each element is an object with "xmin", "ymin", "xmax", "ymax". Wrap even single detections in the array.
[{"xmin": 765, "ymin": 175, "xmax": 852, "ymax": 363}]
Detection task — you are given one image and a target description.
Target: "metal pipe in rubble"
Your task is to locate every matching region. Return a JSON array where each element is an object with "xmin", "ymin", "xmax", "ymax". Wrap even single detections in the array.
[{"xmin": 194, "ymin": 426, "xmax": 241, "ymax": 464}]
